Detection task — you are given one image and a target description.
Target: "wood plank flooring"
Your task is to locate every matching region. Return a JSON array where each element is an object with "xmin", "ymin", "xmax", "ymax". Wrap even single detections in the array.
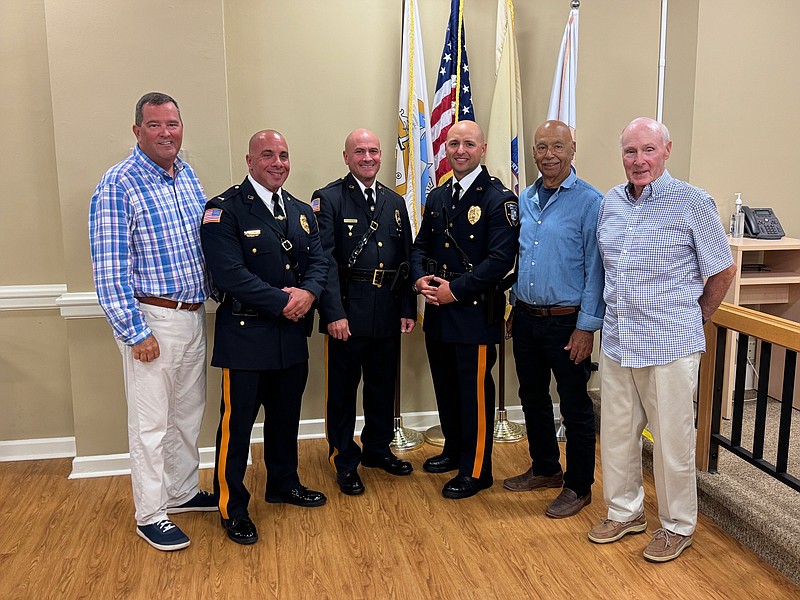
[{"xmin": 0, "ymin": 438, "xmax": 797, "ymax": 599}]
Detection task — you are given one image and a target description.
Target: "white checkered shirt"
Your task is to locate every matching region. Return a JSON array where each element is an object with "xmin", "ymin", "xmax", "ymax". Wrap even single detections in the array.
[{"xmin": 597, "ymin": 171, "xmax": 733, "ymax": 367}]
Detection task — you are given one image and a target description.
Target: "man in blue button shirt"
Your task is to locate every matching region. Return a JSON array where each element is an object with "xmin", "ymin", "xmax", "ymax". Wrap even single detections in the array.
[{"xmin": 504, "ymin": 120, "xmax": 605, "ymax": 519}]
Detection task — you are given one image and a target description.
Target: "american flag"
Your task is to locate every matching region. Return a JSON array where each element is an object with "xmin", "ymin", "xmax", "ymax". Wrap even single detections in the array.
[{"xmin": 431, "ymin": 0, "xmax": 475, "ymax": 185}]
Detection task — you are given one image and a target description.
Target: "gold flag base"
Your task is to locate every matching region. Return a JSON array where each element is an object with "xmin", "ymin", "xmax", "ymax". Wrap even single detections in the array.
[
  {"xmin": 423, "ymin": 425, "xmax": 445, "ymax": 447},
  {"xmin": 390, "ymin": 416, "xmax": 424, "ymax": 451},
  {"xmin": 493, "ymin": 409, "xmax": 526, "ymax": 443}
]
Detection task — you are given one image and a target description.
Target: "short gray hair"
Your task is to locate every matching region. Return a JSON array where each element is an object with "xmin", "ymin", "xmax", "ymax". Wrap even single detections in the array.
[{"xmin": 135, "ymin": 92, "xmax": 181, "ymax": 126}]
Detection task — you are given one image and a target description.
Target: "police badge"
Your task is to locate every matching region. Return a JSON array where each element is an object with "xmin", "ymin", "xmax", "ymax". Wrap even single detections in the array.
[
  {"xmin": 300, "ymin": 214, "xmax": 310, "ymax": 234},
  {"xmin": 467, "ymin": 205, "xmax": 481, "ymax": 225}
]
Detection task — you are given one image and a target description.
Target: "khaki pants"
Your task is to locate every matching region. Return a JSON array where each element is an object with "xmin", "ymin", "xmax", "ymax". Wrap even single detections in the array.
[
  {"xmin": 599, "ymin": 352, "xmax": 700, "ymax": 536},
  {"xmin": 118, "ymin": 303, "xmax": 207, "ymax": 526}
]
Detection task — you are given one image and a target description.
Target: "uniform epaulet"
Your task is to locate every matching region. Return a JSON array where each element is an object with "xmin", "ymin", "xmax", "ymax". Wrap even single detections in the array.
[
  {"xmin": 488, "ymin": 176, "xmax": 513, "ymax": 195},
  {"xmin": 319, "ymin": 177, "xmax": 344, "ymax": 191},
  {"xmin": 214, "ymin": 184, "xmax": 241, "ymax": 202}
]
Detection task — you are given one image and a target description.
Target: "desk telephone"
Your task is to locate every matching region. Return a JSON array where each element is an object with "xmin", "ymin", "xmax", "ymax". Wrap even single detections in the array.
[{"xmin": 742, "ymin": 206, "xmax": 785, "ymax": 240}]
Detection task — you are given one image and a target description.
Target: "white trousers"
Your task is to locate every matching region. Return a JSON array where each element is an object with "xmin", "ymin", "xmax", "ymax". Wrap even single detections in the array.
[
  {"xmin": 599, "ymin": 352, "xmax": 700, "ymax": 536},
  {"xmin": 118, "ymin": 303, "xmax": 207, "ymax": 525}
]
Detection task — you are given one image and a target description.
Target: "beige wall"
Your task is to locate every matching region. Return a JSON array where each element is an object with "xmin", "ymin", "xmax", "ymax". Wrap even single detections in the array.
[{"xmin": 2, "ymin": 0, "xmax": 798, "ymax": 459}]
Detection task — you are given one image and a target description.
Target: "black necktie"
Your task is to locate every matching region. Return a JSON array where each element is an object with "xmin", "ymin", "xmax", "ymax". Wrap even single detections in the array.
[
  {"xmin": 365, "ymin": 188, "xmax": 375, "ymax": 211},
  {"xmin": 272, "ymin": 193, "xmax": 285, "ymax": 219},
  {"xmin": 272, "ymin": 193, "xmax": 286, "ymax": 232},
  {"xmin": 451, "ymin": 182, "xmax": 461, "ymax": 210}
]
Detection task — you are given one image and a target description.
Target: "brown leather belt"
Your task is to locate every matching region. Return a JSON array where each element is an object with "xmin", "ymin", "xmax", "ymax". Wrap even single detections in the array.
[
  {"xmin": 137, "ymin": 296, "xmax": 203, "ymax": 311},
  {"xmin": 515, "ymin": 300, "xmax": 578, "ymax": 317}
]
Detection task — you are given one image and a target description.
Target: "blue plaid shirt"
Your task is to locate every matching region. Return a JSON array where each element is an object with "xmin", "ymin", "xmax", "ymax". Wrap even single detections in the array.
[
  {"xmin": 597, "ymin": 171, "xmax": 733, "ymax": 367},
  {"xmin": 89, "ymin": 146, "xmax": 210, "ymax": 345},
  {"xmin": 512, "ymin": 167, "xmax": 605, "ymax": 332}
]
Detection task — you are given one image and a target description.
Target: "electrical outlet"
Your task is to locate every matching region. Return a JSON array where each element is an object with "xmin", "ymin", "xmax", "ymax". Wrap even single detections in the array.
[{"xmin": 747, "ymin": 338, "xmax": 757, "ymax": 363}]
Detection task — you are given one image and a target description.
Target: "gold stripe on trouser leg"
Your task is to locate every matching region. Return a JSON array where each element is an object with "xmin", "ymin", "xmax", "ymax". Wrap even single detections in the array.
[
  {"xmin": 324, "ymin": 335, "xmax": 338, "ymax": 469},
  {"xmin": 218, "ymin": 368, "xmax": 232, "ymax": 519},
  {"xmin": 471, "ymin": 345, "xmax": 488, "ymax": 479}
]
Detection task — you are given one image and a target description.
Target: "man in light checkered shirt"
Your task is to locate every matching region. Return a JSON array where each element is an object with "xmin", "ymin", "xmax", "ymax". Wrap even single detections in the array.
[{"xmin": 589, "ymin": 117, "xmax": 736, "ymax": 563}]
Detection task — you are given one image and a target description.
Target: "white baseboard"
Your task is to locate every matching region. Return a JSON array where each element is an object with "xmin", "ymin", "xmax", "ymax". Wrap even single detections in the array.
[
  {"xmin": 2, "ymin": 407, "xmax": 526, "ymax": 479},
  {"xmin": 0, "ymin": 436, "xmax": 76, "ymax": 461}
]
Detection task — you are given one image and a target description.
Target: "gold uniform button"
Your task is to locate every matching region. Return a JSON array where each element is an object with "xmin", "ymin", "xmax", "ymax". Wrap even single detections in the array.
[
  {"xmin": 240, "ymin": 321, "xmax": 245, "ymax": 326},
  {"xmin": 469, "ymin": 234, "xmax": 474, "ymax": 239},
  {"xmin": 444, "ymin": 242, "xmax": 450, "ymax": 248},
  {"xmin": 251, "ymin": 248, "xmax": 257, "ymax": 254},
  {"xmin": 378, "ymin": 241, "xmax": 383, "ymax": 247},
  {"xmin": 370, "ymin": 206, "xmax": 375, "ymax": 212},
  {"xmin": 379, "ymin": 263, "xmax": 384, "ymax": 268},
  {"xmin": 473, "ymin": 301, "xmax": 478, "ymax": 305},
  {"xmin": 285, "ymin": 264, "xmax": 291, "ymax": 270},
  {"xmin": 442, "ymin": 264, "xmax": 448, "ymax": 270},
  {"xmin": 348, "ymin": 232, "xmax": 353, "ymax": 237},
  {"xmin": 449, "ymin": 223, "xmax": 454, "ymax": 228}
]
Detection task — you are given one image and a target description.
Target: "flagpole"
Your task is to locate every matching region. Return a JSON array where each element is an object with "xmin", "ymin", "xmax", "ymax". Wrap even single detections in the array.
[{"xmin": 391, "ymin": 0, "xmax": 424, "ymax": 452}]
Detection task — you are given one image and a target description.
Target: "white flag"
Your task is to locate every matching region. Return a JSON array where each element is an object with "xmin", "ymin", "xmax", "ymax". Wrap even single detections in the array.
[
  {"xmin": 395, "ymin": 0, "xmax": 435, "ymax": 236},
  {"xmin": 485, "ymin": 0, "xmax": 526, "ymax": 196},
  {"xmin": 547, "ymin": 6, "xmax": 580, "ymax": 134}
]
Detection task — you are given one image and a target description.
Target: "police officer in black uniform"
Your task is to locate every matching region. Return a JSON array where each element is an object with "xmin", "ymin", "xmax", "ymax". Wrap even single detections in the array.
[
  {"xmin": 411, "ymin": 120, "xmax": 519, "ymax": 499},
  {"xmin": 312, "ymin": 129, "xmax": 417, "ymax": 496},
  {"xmin": 201, "ymin": 130, "xmax": 329, "ymax": 545}
]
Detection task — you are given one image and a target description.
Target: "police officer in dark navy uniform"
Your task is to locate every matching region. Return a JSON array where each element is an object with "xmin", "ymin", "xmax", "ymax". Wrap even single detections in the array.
[
  {"xmin": 312, "ymin": 129, "xmax": 416, "ymax": 496},
  {"xmin": 411, "ymin": 120, "xmax": 519, "ymax": 500},
  {"xmin": 201, "ymin": 129, "xmax": 329, "ymax": 545}
]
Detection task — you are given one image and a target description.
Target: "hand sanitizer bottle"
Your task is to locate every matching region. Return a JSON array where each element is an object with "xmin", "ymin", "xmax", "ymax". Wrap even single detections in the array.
[{"xmin": 732, "ymin": 193, "xmax": 745, "ymax": 238}]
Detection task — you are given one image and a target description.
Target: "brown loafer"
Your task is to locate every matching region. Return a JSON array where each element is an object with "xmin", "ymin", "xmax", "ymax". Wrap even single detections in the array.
[
  {"xmin": 545, "ymin": 488, "xmax": 591, "ymax": 518},
  {"xmin": 503, "ymin": 467, "xmax": 564, "ymax": 492}
]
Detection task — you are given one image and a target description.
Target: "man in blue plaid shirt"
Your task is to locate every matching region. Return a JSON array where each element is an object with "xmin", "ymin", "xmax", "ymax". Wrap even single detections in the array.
[
  {"xmin": 589, "ymin": 117, "xmax": 736, "ymax": 562},
  {"xmin": 89, "ymin": 92, "xmax": 217, "ymax": 552}
]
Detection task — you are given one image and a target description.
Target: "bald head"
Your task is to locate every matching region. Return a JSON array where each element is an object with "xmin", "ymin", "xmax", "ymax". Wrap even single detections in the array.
[
  {"xmin": 533, "ymin": 120, "xmax": 575, "ymax": 188},
  {"xmin": 344, "ymin": 129, "xmax": 382, "ymax": 186},
  {"xmin": 619, "ymin": 117, "xmax": 672, "ymax": 199},
  {"xmin": 246, "ymin": 129, "xmax": 290, "ymax": 192},
  {"xmin": 445, "ymin": 120, "xmax": 486, "ymax": 180}
]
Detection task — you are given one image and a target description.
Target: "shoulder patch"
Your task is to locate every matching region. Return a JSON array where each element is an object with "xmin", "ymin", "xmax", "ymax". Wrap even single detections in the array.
[
  {"xmin": 311, "ymin": 197, "xmax": 321, "ymax": 212},
  {"xmin": 504, "ymin": 201, "xmax": 519, "ymax": 227},
  {"xmin": 203, "ymin": 208, "xmax": 223, "ymax": 224}
]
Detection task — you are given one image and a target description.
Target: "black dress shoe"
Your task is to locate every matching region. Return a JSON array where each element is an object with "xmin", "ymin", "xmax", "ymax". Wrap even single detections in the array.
[
  {"xmin": 265, "ymin": 485, "xmax": 327, "ymax": 507},
  {"xmin": 336, "ymin": 470, "xmax": 365, "ymax": 496},
  {"xmin": 221, "ymin": 514, "xmax": 258, "ymax": 545},
  {"xmin": 423, "ymin": 454, "xmax": 459, "ymax": 474},
  {"xmin": 442, "ymin": 474, "xmax": 493, "ymax": 499},
  {"xmin": 361, "ymin": 453, "xmax": 413, "ymax": 476}
]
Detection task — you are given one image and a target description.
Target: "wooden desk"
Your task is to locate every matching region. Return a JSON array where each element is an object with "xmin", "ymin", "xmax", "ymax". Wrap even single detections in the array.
[{"xmin": 722, "ymin": 236, "xmax": 800, "ymax": 416}]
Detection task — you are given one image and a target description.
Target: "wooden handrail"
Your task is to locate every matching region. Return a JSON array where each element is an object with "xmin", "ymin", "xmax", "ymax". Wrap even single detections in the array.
[{"xmin": 697, "ymin": 302, "xmax": 800, "ymax": 470}]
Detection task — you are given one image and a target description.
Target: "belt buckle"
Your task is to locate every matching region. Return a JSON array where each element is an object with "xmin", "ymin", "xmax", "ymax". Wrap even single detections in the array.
[
  {"xmin": 281, "ymin": 239, "xmax": 293, "ymax": 252},
  {"xmin": 372, "ymin": 269, "xmax": 385, "ymax": 288}
]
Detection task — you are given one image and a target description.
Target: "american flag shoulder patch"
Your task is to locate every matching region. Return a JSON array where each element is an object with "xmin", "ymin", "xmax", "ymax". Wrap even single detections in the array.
[
  {"xmin": 203, "ymin": 208, "xmax": 223, "ymax": 224},
  {"xmin": 311, "ymin": 197, "xmax": 321, "ymax": 212}
]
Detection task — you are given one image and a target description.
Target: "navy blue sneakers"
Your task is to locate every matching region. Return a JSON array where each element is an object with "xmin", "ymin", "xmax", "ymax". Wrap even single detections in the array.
[
  {"xmin": 137, "ymin": 519, "xmax": 190, "ymax": 551},
  {"xmin": 166, "ymin": 490, "xmax": 219, "ymax": 514}
]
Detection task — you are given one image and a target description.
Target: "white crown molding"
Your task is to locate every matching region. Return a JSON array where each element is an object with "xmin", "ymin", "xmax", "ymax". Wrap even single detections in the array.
[{"xmin": 0, "ymin": 284, "xmax": 68, "ymax": 311}]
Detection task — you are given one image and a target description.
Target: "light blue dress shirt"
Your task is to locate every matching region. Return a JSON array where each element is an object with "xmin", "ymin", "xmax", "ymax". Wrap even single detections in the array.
[{"xmin": 512, "ymin": 167, "xmax": 605, "ymax": 332}]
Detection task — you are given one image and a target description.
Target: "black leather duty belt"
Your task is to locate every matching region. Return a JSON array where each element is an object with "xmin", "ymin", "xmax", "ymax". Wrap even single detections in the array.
[
  {"xmin": 514, "ymin": 300, "xmax": 579, "ymax": 317},
  {"xmin": 348, "ymin": 268, "xmax": 397, "ymax": 287},
  {"xmin": 436, "ymin": 269, "xmax": 464, "ymax": 281}
]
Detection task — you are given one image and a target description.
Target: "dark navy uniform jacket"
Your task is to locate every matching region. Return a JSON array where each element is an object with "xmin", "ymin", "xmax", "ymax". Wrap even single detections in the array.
[
  {"xmin": 201, "ymin": 177, "xmax": 328, "ymax": 371},
  {"xmin": 313, "ymin": 173, "xmax": 416, "ymax": 338},
  {"xmin": 410, "ymin": 167, "xmax": 519, "ymax": 345}
]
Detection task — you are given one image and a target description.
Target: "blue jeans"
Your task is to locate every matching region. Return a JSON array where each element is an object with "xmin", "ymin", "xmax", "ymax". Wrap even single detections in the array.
[{"xmin": 512, "ymin": 310, "xmax": 595, "ymax": 496}]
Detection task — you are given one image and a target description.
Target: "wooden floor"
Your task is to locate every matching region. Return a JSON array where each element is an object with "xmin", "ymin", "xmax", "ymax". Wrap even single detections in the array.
[{"xmin": 0, "ymin": 438, "xmax": 798, "ymax": 600}]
